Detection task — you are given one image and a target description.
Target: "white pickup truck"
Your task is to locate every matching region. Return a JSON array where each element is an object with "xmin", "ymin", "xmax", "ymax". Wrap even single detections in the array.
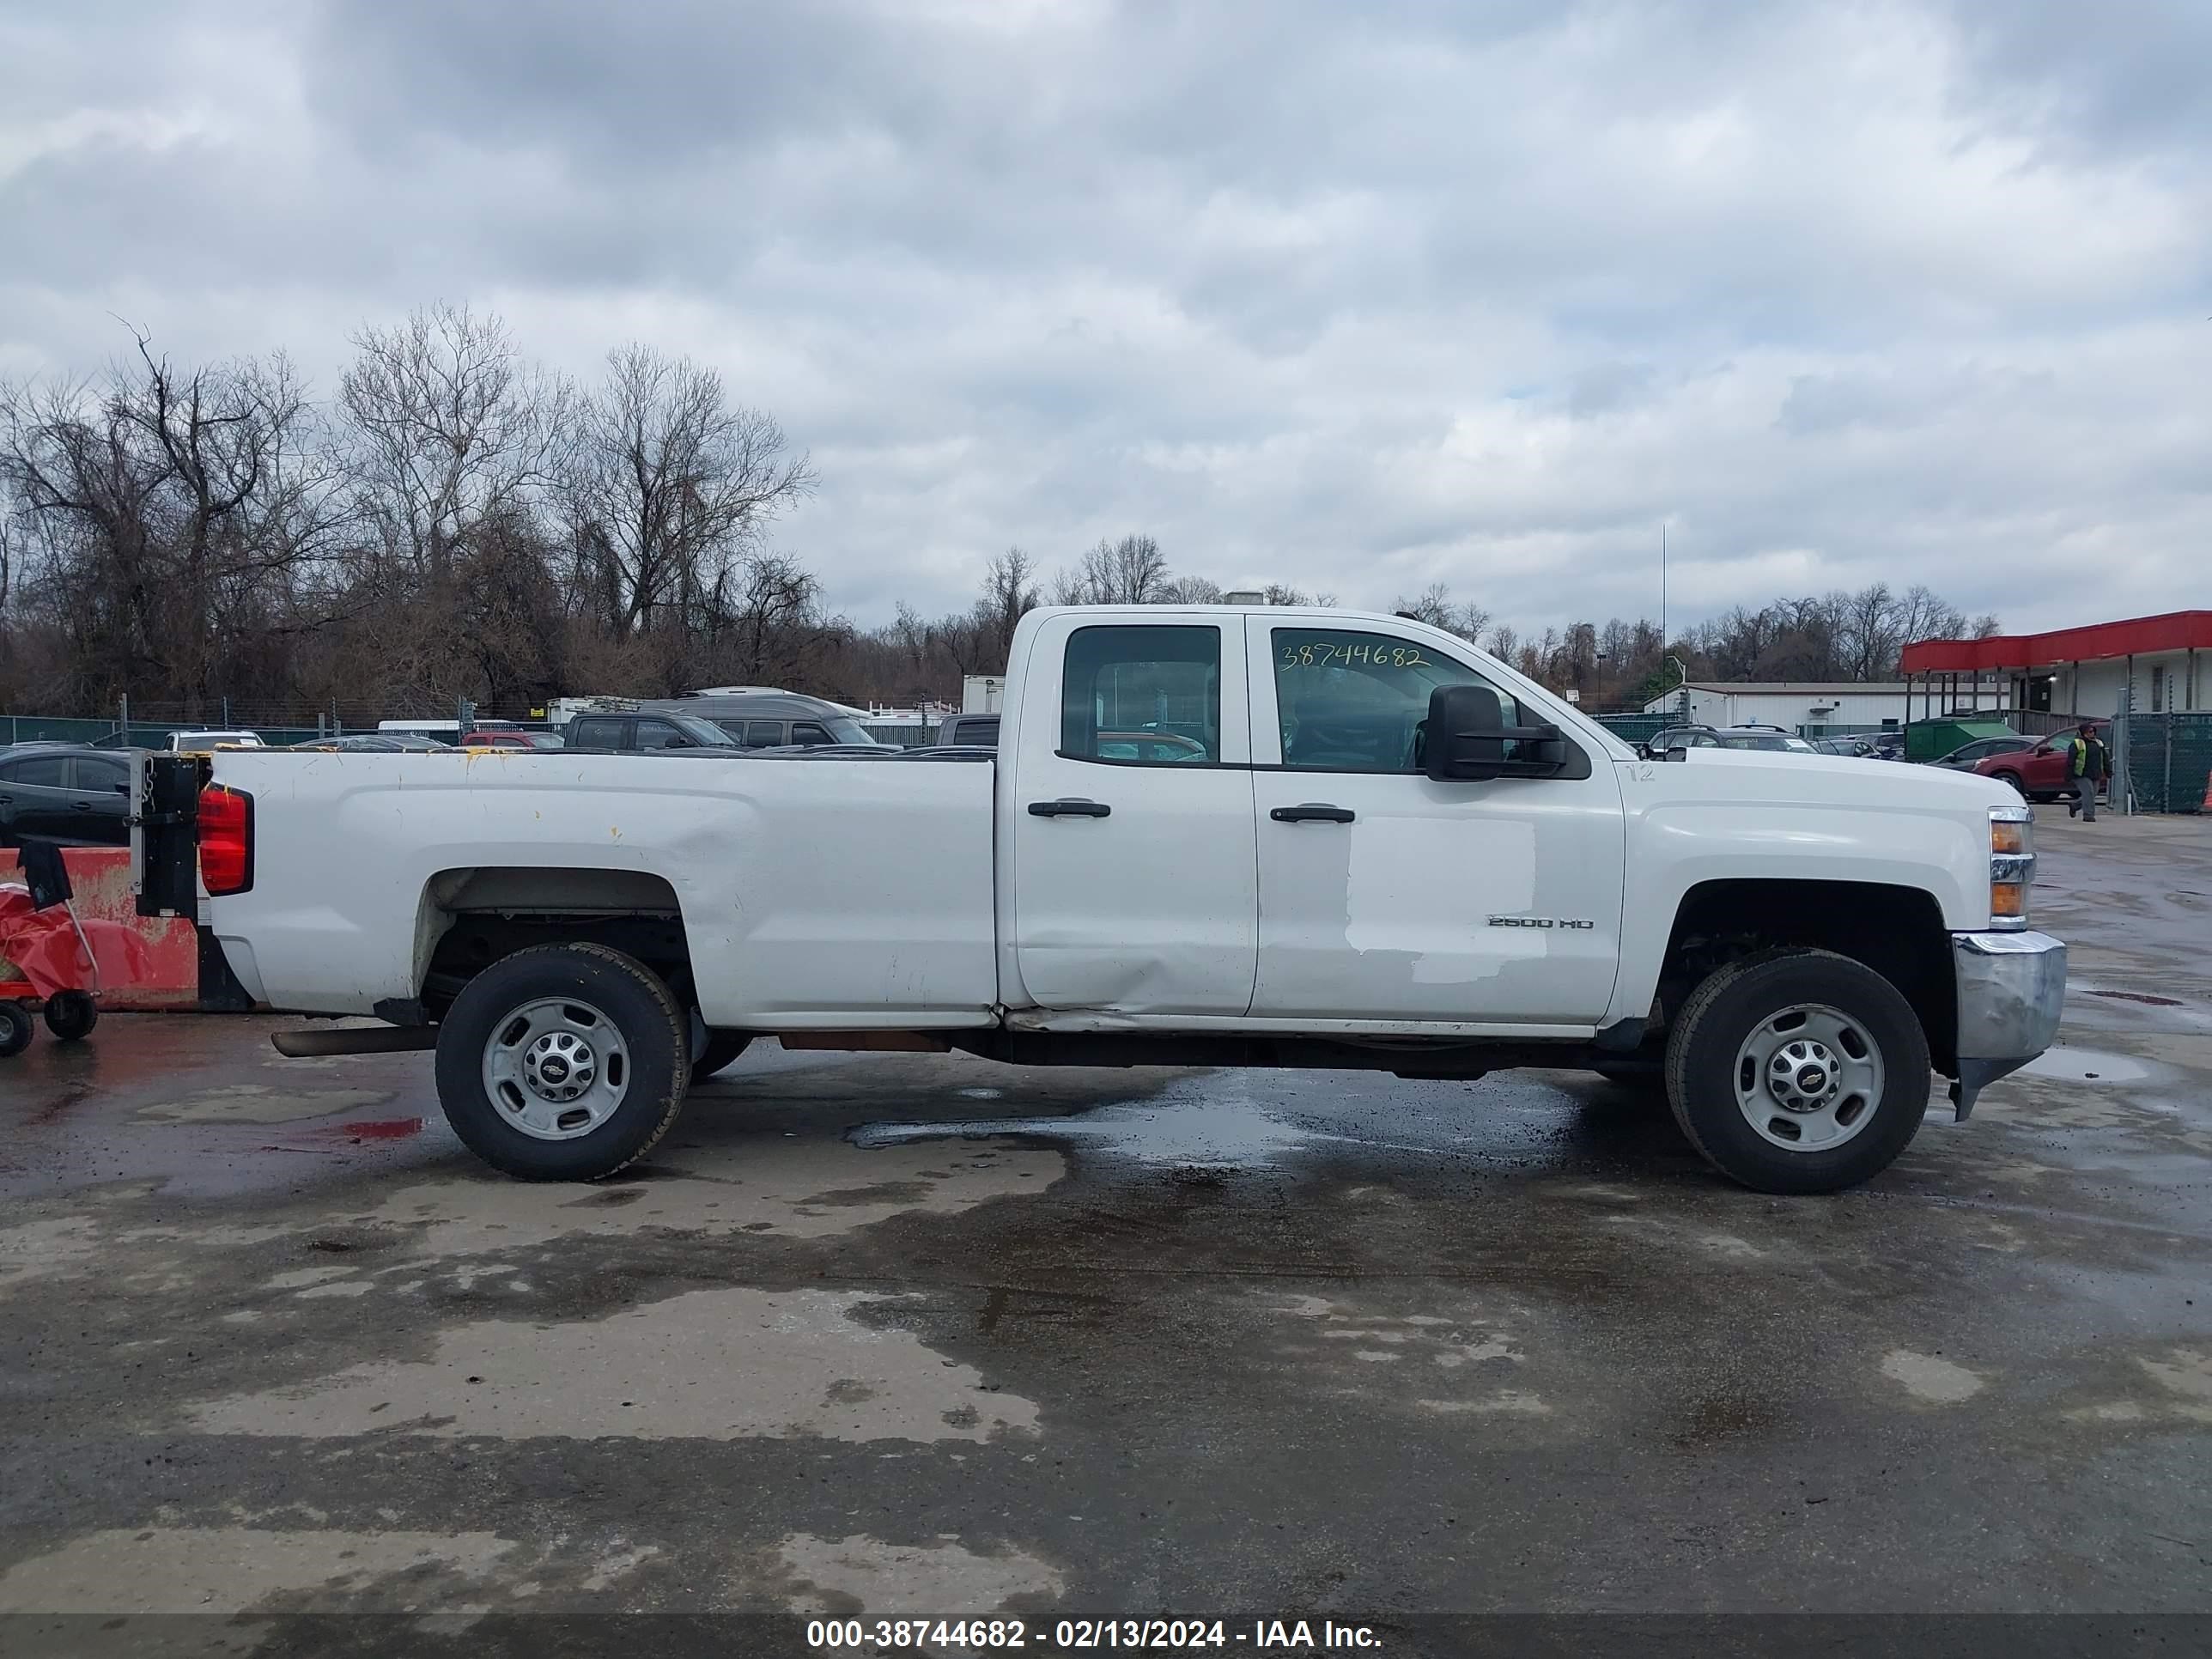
[{"xmin": 146, "ymin": 605, "xmax": 2065, "ymax": 1194}]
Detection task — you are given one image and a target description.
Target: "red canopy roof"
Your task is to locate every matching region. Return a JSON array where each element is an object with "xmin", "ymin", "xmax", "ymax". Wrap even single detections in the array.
[{"xmin": 1900, "ymin": 611, "xmax": 2212, "ymax": 674}]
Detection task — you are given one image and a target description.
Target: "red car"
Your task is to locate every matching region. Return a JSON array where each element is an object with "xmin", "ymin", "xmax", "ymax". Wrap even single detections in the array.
[{"xmin": 1972, "ymin": 726, "xmax": 2105, "ymax": 804}]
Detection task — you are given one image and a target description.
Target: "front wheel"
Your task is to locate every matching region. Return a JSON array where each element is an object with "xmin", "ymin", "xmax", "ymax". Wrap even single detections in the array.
[
  {"xmin": 1990, "ymin": 770, "xmax": 2027, "ymax": 797},
  {"xmin": 0, "ymin": 1002, "xmax": 33, "ymax": 1058},
  {"xmin": 434, "ymin": 944, "xmax": 690, "ymax": 1180},
  {"xmin": 1665, "ymin": 949, "xmax": 1929, "ymax": 1194}
]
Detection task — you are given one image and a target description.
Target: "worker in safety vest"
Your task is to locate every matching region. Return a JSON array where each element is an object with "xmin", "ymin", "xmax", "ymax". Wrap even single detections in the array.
[{"xmin": 2064, "ymin": 721, "xmax": 2109, "ymax": 822}]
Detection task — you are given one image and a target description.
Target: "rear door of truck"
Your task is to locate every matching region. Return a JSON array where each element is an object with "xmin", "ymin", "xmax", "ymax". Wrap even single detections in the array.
[{"xmin": 1002, "ymin": 611, "xmax": 1259, "ymax": 1016}]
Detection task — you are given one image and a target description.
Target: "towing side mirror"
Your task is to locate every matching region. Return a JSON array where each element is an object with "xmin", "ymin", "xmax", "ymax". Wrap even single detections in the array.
[
  {"xmin": 1424, "ymin": 684, "xmax": 1510, "ymax": 781},
  {"xmin": 1423, "ymin": 684, "xmax": 1574, "ymax": 781}
]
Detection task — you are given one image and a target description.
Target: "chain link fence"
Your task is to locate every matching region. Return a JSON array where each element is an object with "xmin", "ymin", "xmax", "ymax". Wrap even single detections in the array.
[{"xmin": 2121, "ymin": 713, "xmax": 2212, "ymax": 814}]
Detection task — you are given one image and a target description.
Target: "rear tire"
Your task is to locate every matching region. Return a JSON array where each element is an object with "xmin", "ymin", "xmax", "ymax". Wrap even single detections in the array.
[
  {"xmin": 434, "ymin": 944, "xmax": 690, "ymax": 1181},
  {"xmin": 0, "ymin": 1003, "xmax": 33, "ymax": 1058},
  {"xmin": 44, "ymin": 991, "xmax": 98, "ymax": 1042},
  {"xmin": 1664, "ymin": 949, "xmax": 1929, "ymax": 1194},
  {"xmin": 691, "ymin": 1032, "xmax": 754, "ymax": 1085}
]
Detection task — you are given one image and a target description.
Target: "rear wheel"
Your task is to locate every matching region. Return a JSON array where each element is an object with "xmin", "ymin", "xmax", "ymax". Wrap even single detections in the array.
[
  {"xmin": 0, "ymin": 1003, "xmax": 33, "ymax": 1058},
  {"xmin": 434, "ymin": 944, "xmax": 690, "ymax": 1180},
  {"xmin": 44, "ymin": 991, "xmax": 98, "ymax": 1042},
  {"xmin": 691, "ymin": 1032, "xmax": 754, "ymax": 1085},
  {"xmin": 1664, "ymin": 949, "xmax": 1929, "ymax": 1194}
]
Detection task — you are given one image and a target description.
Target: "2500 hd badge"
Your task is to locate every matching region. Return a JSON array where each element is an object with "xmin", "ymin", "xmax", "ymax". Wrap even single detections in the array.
[{"xmin": 1486, "ymin": 915, "xmax": 1596, "ymax": 929}]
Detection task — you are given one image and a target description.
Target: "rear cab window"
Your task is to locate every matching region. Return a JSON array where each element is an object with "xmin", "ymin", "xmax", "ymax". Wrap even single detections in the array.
[{"xmin": 1059, "ymin": 625, "xmax": 1221, "ymax": 764}]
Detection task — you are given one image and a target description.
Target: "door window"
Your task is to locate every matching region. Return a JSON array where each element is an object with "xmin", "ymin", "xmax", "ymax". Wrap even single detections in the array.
[
  {"xmin": 1271, "ymin": 628, "xmax": 1520, "ymax": 772},
  {"xmin": 571, "ymin": 718, "xmax": 623, "ymax": 748},
  {"xmin": 1060, "ymin": 626, "xmax": 1219, "ymax": 763},
  {"xmin": 743, "ymin": 721, "xmax": 785, "ymax": 747},
  {"xmin": 634, "ymin": 719, "xmax": 687, "ymax": 750},
  {"xmin": 0, "ymin": 755, "xmax": 68, "ymax": 787},
  {"xmin": 70, "ymin": 757, "xmax": 128, "ymax": 793},
  {"xmin": 789, "ymin": 721, "xmax": 833, "ymax": 745}
]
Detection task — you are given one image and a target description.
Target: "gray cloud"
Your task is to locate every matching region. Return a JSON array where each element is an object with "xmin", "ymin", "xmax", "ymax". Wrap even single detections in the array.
[{"xmin": 2, "ymin": 0, "xmax": 2208, "ymax": 636}]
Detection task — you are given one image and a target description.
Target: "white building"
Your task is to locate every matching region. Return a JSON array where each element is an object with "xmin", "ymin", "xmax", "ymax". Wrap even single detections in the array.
[{"xmin": 1641, "ymin": 682, "xmax": 1909, "ymax": 732}]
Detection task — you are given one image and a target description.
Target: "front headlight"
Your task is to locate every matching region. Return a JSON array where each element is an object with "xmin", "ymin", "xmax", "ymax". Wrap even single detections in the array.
[{"xmin": 1990, "ymin": 805, "xmax": 2033, "ymax": 930}]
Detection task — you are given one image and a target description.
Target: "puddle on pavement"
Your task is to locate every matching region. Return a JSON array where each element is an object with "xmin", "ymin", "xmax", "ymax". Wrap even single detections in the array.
[
  {"xmin": 849, "ymin": 1093, "xmax": 1322, "ymax": 1167},
  {"xmin": 2018, "ymin": 1047, "xmax": 2152, "ymax": 1085}
]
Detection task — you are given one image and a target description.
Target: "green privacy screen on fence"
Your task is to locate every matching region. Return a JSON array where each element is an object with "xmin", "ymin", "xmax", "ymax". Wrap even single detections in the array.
[{"xmin": 2124, "ymin": 714, "xmax": 2212, "ymax": 814}]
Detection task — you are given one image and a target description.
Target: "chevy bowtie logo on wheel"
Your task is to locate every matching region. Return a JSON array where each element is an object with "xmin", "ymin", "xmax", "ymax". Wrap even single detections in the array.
[{"xmin": 1486, "ymin": 916, "xmax": 1596, "ymax": 929}]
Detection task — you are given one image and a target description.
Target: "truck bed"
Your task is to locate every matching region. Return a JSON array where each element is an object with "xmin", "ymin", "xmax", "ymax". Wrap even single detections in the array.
[{"xmin": 202, "ymin": 749, "xmax": 1000, "ymax": 1027}]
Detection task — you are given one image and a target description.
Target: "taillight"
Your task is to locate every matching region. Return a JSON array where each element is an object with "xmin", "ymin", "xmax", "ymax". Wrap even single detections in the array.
[{"xmin": 199, "ymin": 786, "xmax": 253, "ymax": 896}]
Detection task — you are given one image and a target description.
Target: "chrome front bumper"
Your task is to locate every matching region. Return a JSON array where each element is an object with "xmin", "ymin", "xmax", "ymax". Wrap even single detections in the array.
[{"xmin": 1949, "ymin": 930, "xmax": 2067, "ymax": 1121}]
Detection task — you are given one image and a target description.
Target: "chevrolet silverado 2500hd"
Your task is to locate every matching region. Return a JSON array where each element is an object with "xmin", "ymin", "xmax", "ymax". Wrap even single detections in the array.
[{"xmin": 149, "ymin": 606, "xmax": 2065, "ymax": 1194}]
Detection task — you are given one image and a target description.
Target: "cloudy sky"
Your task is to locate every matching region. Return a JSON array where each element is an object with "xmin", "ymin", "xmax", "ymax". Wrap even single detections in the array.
[{"xmin": 3, "ymin": 0, "xmax": 2207, "ymax": 636}]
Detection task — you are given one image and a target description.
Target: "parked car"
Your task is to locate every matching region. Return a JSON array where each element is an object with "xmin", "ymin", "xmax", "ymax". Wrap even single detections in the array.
[
  {"xmin": 159, "ymin": 602, "xmax": 2064, "ymax": 1196},
  {"xmin": 293, "ymin": 734, "xmax": 457, "ymax": 753},
  {"xmin": 1642, "ymin": 724, "xmax": 1721, "ymax": 757},
  {"xmin": 1930, "ymin": 736, "xmax": 2036, "ymax": 774},
  {"xmin": 933, "ymin": 714, "xmax": 1000, "ymax": 748},
  {"xmin": 167, "ymin": 730, "xmax": 264, "ymax": 751},
  {"xmin": 460, "ymin": 729, "xmax": 566, "ymax": 750},
  {"xmin": 1972, "ymin": 727, "xmax": 2105, "ymax": 804},
  {"xmin": 562, "ymin": 712, "xmax": 744, "ymax": 753},
  {"xmin": 0, "ymin": 744, "xmax": 140, "ymax": 847},
  {"xmin": 1714, "ymin": 728, "xmax": 1821, "ymax": 754},
  {"xmin": 643, "ymin": 691, "xmax": 886, "ymax": 750}
]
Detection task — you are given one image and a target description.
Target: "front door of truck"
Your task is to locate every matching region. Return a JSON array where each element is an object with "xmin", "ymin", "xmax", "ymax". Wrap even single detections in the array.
[
  {"xmin": 1008, "ymin": 614, "xmax": 1258, "ymax": 1016},
  {"xmin": 1244, "ymin": 618, "xmax": 1626, "ymax": 1028}
]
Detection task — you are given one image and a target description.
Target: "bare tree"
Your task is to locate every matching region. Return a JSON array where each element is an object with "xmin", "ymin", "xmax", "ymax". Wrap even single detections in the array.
[
  {"xmin": 563, "ymin": 343, "xmax": 816, "ymax": 634},
  {"xmin": 1060, "ymin": 533, "xmax": 1169, "ymax": 605},
  {"xmin": 977, "ymin": 546, "xmax": 1040, "ymax": 661},
  {"xmin": 339, "ymin": 303, "xmax": 571, "ymax": 580},
  {"xmin": 1393, "ymin": 580, "xmax": 1491, "ymax": 642},
  {"xmin": 1158, "ymin": 574, "xmax": 1224, "ymax": 605}
]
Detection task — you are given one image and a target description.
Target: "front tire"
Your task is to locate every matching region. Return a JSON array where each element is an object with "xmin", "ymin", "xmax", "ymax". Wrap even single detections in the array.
[
  {"xmin": 434, "ymin": 944, "xmax": 690, "ymax": 1181},
  {"xmin": 1990, "ymin": 770, "xmax": 2027, "ymax": 797},
  {"xmin": 0, "ymin": 1003, "xmax": 33, "ymax": 1058},
  {"xmin": 1664, "ymin": 949, "xmax": 1929, "ymax": 1194}
]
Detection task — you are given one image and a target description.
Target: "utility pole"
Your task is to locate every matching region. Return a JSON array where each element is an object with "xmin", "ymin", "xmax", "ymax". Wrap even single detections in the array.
[{"xmin": 1660, "ymin": 522, "xmax": 1668, "ymax": 657}]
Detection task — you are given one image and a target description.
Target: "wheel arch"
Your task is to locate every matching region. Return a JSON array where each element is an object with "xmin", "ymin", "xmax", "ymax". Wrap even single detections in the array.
[
  {"xmin": 1656, "ymin": 878, "xmax": 1957, "ymax": 1074},
  {"xmin": 412, "ymin": 866, "xmax": 696, "ymax": 1021}
]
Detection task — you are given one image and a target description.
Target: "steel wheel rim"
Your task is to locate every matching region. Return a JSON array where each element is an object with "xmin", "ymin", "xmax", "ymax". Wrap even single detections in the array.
[
  {"xmin": 481, "ymin": 996, "xmax": 630, "ymax": 1140},
  {"xmin": 1732, "ymin": 1001, "xmax": 1885, "ymax": 1153}
]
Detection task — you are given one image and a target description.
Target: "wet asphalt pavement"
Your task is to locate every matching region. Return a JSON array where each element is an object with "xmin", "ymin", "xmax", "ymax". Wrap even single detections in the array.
[{"xmin": 0, "ymin": 813, "xmax": 2208, "ymax": 1653}]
